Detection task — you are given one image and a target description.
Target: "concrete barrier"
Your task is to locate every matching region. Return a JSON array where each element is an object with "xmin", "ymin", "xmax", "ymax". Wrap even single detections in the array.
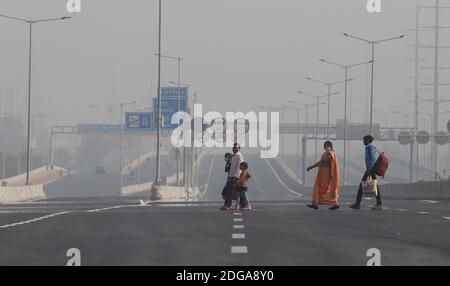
[
  {"xmin": 0, "ymin": 185, "xmax": 45, "ymax": 204},
  {"xmin": 121, "ymin": 150, "xmax": 205, "ymax": 198},
  {"xmin": 339, "ymin": 180, "xmax": 450, "ymax": 200},
  {"xmin": 1, "ymin": 166, "xmax": 70, "ymax": 187},
  {"xmin": 120, "ymin": 174, "xmax": 184, "ymax": 197},
  {"xmin": 121, "ymin": 182, "xmax": 153, "ymax": 196},
  {"xmin": 121, "ymin": 182, "xmax": 201, "ymax": 202},
  {"xmin": 154, "ymin": 185, "xmax": 201, "ymax": 202}
]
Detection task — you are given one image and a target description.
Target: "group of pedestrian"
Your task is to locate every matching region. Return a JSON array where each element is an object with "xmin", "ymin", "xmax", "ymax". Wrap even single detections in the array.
[
  {"xmin": 218, "ymin": 135, "xmax": 385, "ymax": 212},
  {"xmin": 306, "ymin": 135, "xmax": 385, "ymax": 211},
  {"xmin": 220, "ymin": 143, "xmax": 252, "ymax": 211}
]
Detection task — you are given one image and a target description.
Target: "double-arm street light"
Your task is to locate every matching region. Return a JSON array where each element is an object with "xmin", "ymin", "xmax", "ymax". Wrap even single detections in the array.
[
  {"xmin": 0, "ymin": 14, "xmax": 72, "ymax": 185},
  {"xmin": 305, "ymin": 76, "xmax": 349, "ymax": 138},
  {"xmin": 297, "ymin": 91, "xmax": 331, "ymax": 162},
  {"xmin": 342, "ymin": 32, "xmax": 406, "ymax": 135},
  {"xmin": 318, "ymin": 58, "xmax": 372, "ymax": 185}
]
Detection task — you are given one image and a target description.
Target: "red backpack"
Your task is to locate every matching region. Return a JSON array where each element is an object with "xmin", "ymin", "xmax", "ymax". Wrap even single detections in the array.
[{"xmin": 374, "ymin": 148, "xmax": 389, "ymax": 177}]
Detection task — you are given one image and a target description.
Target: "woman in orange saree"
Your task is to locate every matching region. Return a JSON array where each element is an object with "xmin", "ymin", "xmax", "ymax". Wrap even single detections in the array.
[{"xmin": 306, "ymin": 141, "xmax": 340, "ymax": 210}]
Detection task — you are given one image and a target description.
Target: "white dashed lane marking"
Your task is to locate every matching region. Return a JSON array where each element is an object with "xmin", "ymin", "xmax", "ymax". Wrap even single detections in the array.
[
  {"xmin": 231, "ymin": 212, "xmax": 247, "ymax": 254},
  {"xmin": 232, "ymin": 233, "xmax": 246, "ymax": 239},
  {"xmin": 231, "ymin": 246, "xmax": 248, "ymax": 254},
  {"xmin": 417, "ymin": 211, "xmax": 430, "ymax": 215},
  {"xmin": 0, "ymin": 212, "xmax": 71, "ymax": 229},
  {"xmin": 442, "ymin": 217, "xmax": 450, "ymax": 220}
]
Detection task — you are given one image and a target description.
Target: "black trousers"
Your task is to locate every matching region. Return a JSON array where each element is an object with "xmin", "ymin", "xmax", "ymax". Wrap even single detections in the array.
[{"xmin": 355, "ymin": 169, "xmax": 382, "ymax": 205}]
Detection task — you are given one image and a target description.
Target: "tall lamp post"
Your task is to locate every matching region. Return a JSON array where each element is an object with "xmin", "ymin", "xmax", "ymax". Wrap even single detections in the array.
[
  {"xmin": 305, "ymin": 76, "xmax": 350, "ymax": 138},
  {"xmin": 318, "ymin": 58, "xmax": 371, "ymax": 185},
  {"xmin": 154, "ymin": 0, "xmax": 163, "ymax": 187},
  {"xmin": 287, "ymin": 101, "xmax": 314, "ymax": 182},
  {"xmin": 0, "ymin": 113, "xmax": 8, "ymax": 179},
  {"xmin": 342, "ymin": 32, "xmax": 405, "ymax": 136},
  {"xmin": 0, "ymin": 14, "xmax": 72, "ymax": 185},
  {"xmin": 157, "ymin": 54, "xmax": 183, "ymax": 185},
  {"xmin": 297, "ymin": 90, "xmax": 337, "ymax": 162}
]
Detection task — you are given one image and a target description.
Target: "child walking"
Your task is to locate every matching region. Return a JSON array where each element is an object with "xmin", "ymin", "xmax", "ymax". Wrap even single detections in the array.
[{"xmin": 236, "ymin": 162, "xmax": 251, "ymax": 211}]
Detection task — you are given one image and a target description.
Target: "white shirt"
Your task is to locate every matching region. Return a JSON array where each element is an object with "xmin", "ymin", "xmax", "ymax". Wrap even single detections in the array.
[{"xmin": 229, "ymin": 151, "xmax": 244, "ymax": 179}]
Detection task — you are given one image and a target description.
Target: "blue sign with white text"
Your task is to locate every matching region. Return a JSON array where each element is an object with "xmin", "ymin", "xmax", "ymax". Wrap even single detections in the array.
[
  {"xmin": 153, "ymin": 87, "xmax": 188, "ymax": 129},
  {"xmin": 125, "ymin": 112, "xmax": 153, "ymax": 130}
]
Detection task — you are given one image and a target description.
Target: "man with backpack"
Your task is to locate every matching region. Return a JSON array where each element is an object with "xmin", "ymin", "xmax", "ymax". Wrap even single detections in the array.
[{"xmin": 350, "ymin": 135, "xmax": 384, "ymax": 211}]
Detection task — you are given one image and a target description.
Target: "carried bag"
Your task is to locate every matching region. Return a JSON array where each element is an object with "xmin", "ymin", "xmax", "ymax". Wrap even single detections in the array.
[
  {"xmin": 373, "ymin": 147, "xmax": 389, "ymax": 177},
  {"xmin": 222, "ymin": 178, "xmax": 239, "ymax": 200},
  {"xmin": 231, "ymin": 189, "xmax": 239, "ymax": 200},
  {"xmin": 362, "ymin": 177, "xmax": 378, "ymax": 197}
]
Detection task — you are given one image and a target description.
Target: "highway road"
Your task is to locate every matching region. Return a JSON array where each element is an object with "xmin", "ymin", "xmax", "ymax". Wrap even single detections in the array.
[{"xmin": 0, "ymin": 153, "xmax": 449, "ymax": 266}]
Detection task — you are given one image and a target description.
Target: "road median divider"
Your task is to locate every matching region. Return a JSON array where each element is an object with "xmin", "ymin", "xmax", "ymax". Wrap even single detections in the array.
[{"xmin": 0, "ymin": 184, "xmax": 45, "ymax": 204}]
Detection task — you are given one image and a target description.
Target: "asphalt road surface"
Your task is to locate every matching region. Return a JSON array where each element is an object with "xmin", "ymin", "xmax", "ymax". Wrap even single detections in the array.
[{"xmin": 1, "ymin": 153, "xmax": 449, "ymax": 266}]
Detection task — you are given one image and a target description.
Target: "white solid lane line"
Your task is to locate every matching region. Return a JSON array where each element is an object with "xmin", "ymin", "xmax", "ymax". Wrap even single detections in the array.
[
  {"xmin": 420, "ymin": 200, "xmax": 439, "ymax": 204},
  {"xmin": 231, "ymin": 246, "xmax": 248, "ymax": 254},
  {"xmin": 0, "ymin": 212, "xmax": 71, "ymax": 229},
  {"xmin": 202, "ymin": 154, "xmax": 217, "ymax": 197},
  {"xmin": 263, "ymin": 158, "xmax": 302, "ymax": 197},
  {"xmin": 248, "ymin": 163, "xmax": 268, "ymax": 198},
  {"xmin": 232, "ymin": 233, "xmax": 246, "ymax": 239},
  {"xmin": 86, "ymin": 205, "xmax": 139, "ymax": 213}
]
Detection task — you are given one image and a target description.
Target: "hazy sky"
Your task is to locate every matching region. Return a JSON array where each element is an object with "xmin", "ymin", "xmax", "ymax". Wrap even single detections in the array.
[{"xmin": 0, "ymin": 0, "xmax": 449, "ymax": 129}]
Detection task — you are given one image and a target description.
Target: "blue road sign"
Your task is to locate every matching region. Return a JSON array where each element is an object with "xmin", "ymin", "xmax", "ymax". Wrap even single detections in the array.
[
  {"xmin": 125, "ymin": 112, "xmax": 153, "ymax": 130},
  {"xmin": 153, "ymin": 87, "xmax": 188, "ymax": 129}
]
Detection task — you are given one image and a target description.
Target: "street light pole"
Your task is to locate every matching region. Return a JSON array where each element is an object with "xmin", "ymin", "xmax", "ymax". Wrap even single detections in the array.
[
  {"xmin": 318, "ymin": 58, "xmax": 371, "ymax": 185},
  {"xmin": 297, "ymin": 90, "xmax": 337, "ymax": 163},
  {"xmin": 26, "ymin": 21, "xmax": 32, "ymax": 184},
  {"xmin": 305, "ymin": 77, "xmax": 348, "ymax": 138},
  {"xmin": 343, "ymin": 33, "xmax": 406, "ymax": 135},
  {"xmin": 288, "ymin": 100, "xmax": 313, "ymax": 183},
  {"xmin": 0, "ymin": 14, "xmax": 72, "ymax": 185},
  {"xmin": 282, "ymin": 103, "xmax": 300, "ymax": 182},
  {"xmin": 155, "ymin": 0, "xmax": 162, "ymax": 186},
  {"xmin": 0, "ymin": 113, "xmax": 7, "ymax": 179},
  {"xmin": 157, "ymin": 54, "xmax": 183, "ymax": 185}
]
